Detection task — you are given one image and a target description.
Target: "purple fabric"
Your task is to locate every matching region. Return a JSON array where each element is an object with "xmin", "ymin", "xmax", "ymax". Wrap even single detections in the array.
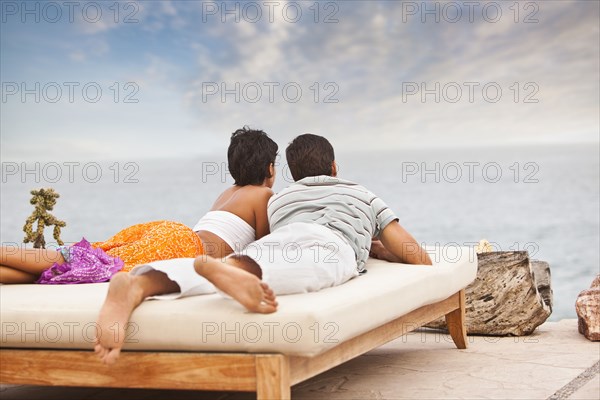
[{"xmin": 36, "ymin": 238, "xmax": 124, "ymax": 284}]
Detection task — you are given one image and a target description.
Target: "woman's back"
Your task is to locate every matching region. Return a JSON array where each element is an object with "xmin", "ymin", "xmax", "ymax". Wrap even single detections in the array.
[{"xmin": 195, "ymin": 185, "xmax": 273, "ymax": 258}]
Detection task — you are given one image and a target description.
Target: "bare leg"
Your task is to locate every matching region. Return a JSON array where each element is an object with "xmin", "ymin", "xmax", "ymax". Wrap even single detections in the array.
[
  {"xmin": 94, "ymin": 270, "xmax": 179, "ymax": 365},
  {"xmin": 0, "ymin": 266, "xmax": 37, "ymax": 284},
  {"xmin": 0, "ymin": 246, "xmax": 65, "ymax": 280},
  {"xmin": 227, "ymin": 254, "xmax": 263, "ymax": 278},
  {"xmin": 194, "ymin": 255, "xmax": 277, "ymax": 314}
]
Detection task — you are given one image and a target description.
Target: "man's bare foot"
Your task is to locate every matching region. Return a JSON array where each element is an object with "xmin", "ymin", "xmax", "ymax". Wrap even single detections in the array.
[
  {"xmin": 194, "ymin": 256, "xmax": 277, "ymax": 313},
  {"xmin": 94, "ymin": 272, "xmax": 144, "ymax": 365}
]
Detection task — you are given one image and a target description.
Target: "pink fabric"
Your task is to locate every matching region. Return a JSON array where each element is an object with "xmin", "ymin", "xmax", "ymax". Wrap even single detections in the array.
[{"xmin": 36, "ymin": 238, "xmax": 123, "ymax": 284}]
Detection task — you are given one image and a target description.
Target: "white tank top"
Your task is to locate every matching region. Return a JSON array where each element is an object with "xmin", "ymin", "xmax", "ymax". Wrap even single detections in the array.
[{"xmin": 192, "ymin": 211, "xmax": 255, "ymax": 251}]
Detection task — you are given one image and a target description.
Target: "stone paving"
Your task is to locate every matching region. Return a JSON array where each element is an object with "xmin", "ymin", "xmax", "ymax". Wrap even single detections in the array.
[{"xmin": 1, "ymin": 319, "xmax": 598, "ymax": 399}]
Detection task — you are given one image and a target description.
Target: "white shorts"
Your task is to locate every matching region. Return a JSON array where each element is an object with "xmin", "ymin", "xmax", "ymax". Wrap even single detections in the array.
[
  {"xmin": 232, "ymin": 222, "xmax": 358, "ymax": 295},
  {"xmin": 130, "ymin": 223, "xmax": 358, "ymax": 299},
  {"xmin": 130, "ymin": 258, "xmax": 216, "ymax": 300}
]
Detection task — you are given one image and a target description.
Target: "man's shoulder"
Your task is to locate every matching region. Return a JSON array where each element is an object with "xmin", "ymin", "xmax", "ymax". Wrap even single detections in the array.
[
  {"xmin": 273, "ymin": 177, "xmax": 376, "ymax": 202},
  {"xmin": 281, "ymin": 176, "xmax": 379, "ymax": 193},
  {"xmin": 292, "ymin": 176, "xmax": 372, "ymax": 191}
]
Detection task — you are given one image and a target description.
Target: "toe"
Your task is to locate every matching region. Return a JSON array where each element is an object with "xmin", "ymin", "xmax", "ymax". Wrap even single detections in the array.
[
  {"xmin": 94, "ymin": 344, "xmax": 108, "ymax": 359},
  {"xmin": 257, "ymin": 302, "xmax": 277, "ymax": 314},
  {"xmin": 264, "ymin": 296, "xmax": 277, "ymax": 305},
  {"xmin": 103, "ymin": 348, "xmax": 121, "ymax": 365},
  {"xmin": 264, "ymin": 290, "xmax": 276, "ymax": 301}
]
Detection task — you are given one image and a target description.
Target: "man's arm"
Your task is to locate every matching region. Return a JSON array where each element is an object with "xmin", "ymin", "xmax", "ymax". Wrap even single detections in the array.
[{"xmin": 373, "ymin": 221, "xmax": 432, "ymax": 265}]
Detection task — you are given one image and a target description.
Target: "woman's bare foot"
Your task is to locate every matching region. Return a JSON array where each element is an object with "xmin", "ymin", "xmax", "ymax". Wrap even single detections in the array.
[
  {"xmin": 194, "ymin": 256, "xmax": 277, "ymax": 313},
  {"xmin": 94, "ymin": 272, "xmax": 144, "ymax": 365}
]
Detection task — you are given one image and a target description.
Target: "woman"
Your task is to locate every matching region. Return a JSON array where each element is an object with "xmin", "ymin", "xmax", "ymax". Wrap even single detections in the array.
[{"xmin": 0, "ymin": 127, "xmax": 278, "ymax": 284}]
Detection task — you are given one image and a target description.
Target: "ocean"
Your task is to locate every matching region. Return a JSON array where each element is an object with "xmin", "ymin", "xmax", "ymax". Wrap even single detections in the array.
[{"xmin": 1, "ymin": 143, "xmax": 598, "ymax": 321}]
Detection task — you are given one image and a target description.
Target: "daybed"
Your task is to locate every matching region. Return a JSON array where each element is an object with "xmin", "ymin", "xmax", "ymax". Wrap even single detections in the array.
[{"xmin": 0, "ymin": 246, "xmax": 478, "ymax": 399}]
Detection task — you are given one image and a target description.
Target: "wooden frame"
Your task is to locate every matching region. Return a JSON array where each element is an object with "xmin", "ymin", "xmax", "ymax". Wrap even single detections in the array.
[{"xmin": 0, "ymin": 290, "xmax": 467, "ymax": 400}]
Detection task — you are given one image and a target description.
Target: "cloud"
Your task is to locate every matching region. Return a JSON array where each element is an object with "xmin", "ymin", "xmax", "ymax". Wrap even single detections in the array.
[
  {"xmin": 67, "ymin": 38, "xmax": 110, "ymax": 63},
  {"xmin": 160, "ymin": 1, "xmax": 178, "ymax": 16},
  {"xmin": 178, "ymin": 1, "xmax": 599, "ymax": 149},
  {"xmin": 1, "ymin": 0, "xmax": 598, "ymax": 161},
  {"xmin": 69, "ymin": 50, "xmax": 86, "ymax": 62}
]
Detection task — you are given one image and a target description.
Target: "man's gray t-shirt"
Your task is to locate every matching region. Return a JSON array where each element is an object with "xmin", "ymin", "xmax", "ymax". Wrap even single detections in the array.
[{"xmin": 268, "ymin": 176, "xmax": 398, "ymax": 271}]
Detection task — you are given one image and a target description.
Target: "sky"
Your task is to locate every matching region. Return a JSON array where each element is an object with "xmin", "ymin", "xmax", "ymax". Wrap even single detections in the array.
[{"xmin": 1, "ymin": 0, "xmax": 599, "ymax": 161}]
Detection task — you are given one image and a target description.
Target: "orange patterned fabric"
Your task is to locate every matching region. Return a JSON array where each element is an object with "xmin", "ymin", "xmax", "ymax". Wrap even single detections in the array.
[{"xmin": 93, "ymin": 220, "xmax": 204, "ymax": 272}]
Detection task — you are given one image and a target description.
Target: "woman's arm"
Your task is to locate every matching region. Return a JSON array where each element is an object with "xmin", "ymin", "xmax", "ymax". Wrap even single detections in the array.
[{"xmin": 253, "ymin": 188, "xmax": 274, "ymax": 240}]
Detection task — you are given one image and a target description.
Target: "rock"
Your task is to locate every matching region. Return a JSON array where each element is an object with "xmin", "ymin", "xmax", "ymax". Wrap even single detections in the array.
[
  {"xmin": 531, "ymin": 260, "xmax": 553, "ymax": 311},
  {"xmin": 576, "ymin": 275, "xmax": 600, "ymax": 341},
  {"xmin": 427, "ymin": 251, "xmax": 552, "ymax": 335}
]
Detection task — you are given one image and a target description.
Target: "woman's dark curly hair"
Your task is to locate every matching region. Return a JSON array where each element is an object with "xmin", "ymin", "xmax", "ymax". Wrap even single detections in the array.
[{"xmin": 228, "ymin": 126, "xmax": 278, "ymax": 185}]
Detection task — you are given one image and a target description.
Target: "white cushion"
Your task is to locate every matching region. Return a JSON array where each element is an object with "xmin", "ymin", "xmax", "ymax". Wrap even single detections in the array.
[{"xmin": 0, "ymin": 246, "xmax": 477, "ymax": 356}]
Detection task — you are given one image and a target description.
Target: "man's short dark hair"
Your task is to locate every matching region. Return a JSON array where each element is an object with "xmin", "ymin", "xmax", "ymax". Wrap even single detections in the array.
[
  {"xmin": 285, "ymin": 134, "xmax": 335, "ymax": 181},
  {"xmin": 228, "ymin": 126, "xmax": 278, "ymax": 186}
]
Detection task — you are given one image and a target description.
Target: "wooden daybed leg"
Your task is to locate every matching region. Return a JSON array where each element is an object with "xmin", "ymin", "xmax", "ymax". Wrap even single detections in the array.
[
  {"xmin": 256, "ymin": 354, "xmax": 291, "ymax": 400},
  {"xmin": 445, "ymin": 290, "xmax": 468, "ymax": 349}
]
